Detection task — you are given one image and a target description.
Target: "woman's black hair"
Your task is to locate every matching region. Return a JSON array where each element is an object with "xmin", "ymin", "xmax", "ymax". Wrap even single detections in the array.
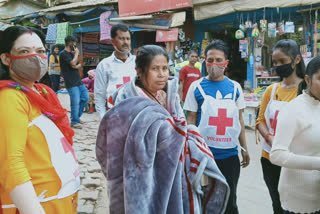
[
  {"xmin": 0, "ymin": 26, "xmax": 46, "ymax": 80},
  {"xmin": 135, "ymin": 45, "xmax": 169, "ymax": 89},
  {"xmin": 273, "ymin": 39, "xmax": 305, "ymax": 79},
  {"xmin": 51, "ymin": 45, "xmax": 59, "ymax": 63},
  {"xmin": 298, "ymin": 56, "xmax": 320, "ymax": 94}
]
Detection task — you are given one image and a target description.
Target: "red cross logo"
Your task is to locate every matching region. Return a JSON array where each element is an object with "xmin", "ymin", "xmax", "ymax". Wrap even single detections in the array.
[
  {"xmin": 116, "ymin": 76, "xmax": 131, "ymax": 88},
  {"xmin": 61, "ymin": 137, "xmax": 77, "ymax": 163},
  {"xmin": 269, "ymin": 110, "xmax": 279, "ymax": 134},
  {"xmin": 208, "ymin": 108, "xmax": 233, "ymax": 136}
]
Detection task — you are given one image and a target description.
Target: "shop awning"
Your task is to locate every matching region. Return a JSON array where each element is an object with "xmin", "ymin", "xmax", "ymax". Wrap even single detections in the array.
[
  {"xmin": 110, "ymin": 11, "xmax": 186, "ymax": 30},
  {"xmin": 0, "ymin": 0, "xmax": 44, "ymax": 19},
  {"xmin": 194, "ymin": 0, "xmax": 320, "ymax": 20},
  {"xmin": 1, "ymin": 0, "xmax": 117, "ymax": 20}
]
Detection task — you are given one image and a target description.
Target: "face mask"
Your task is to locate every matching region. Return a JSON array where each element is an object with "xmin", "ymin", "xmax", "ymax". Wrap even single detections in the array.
[
  {"xmin": 6, "ymin": 53, "xmax": 48, "ymax": 81},
  {"xmin": 275, "ymin": 63, "xmax": 294, "ymax": 78},
  {"xmin": 206, "ymin": 60, "xmax": 228, "ymax": 79},
  {"xmin": 113, "ymin": 42, "xmax": 130, "ymax": 55}
]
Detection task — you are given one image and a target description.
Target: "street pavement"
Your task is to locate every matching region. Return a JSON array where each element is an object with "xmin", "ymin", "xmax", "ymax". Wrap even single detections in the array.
[{"xmin": 74, "ymin": 112, "xmax": 272, "ymax": 214}]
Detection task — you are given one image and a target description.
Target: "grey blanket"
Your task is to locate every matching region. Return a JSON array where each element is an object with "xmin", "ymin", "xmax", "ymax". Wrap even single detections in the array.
[{"xmin": 96, "ymin": 96, "xmax": 229, "ymax": 214}]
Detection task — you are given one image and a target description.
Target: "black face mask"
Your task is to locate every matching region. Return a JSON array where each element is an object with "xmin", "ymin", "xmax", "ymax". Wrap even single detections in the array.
[{"xmin": 275, "ymin": 63, "xmax": 294, "ymax": 78}]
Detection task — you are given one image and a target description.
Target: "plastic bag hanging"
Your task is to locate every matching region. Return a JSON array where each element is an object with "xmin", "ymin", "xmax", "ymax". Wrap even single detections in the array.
[
  {"xmin": 236, "ymin": 13, "xmax": 245, "ymax": 39},
  {"xmin": 245, "ymin": 13, "xmax": 252, "ymax": 29}
]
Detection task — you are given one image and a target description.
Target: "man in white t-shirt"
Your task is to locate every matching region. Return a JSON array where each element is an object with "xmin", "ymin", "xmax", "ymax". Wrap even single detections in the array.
[
  {"xmin": 95, "ymin": 24, "xmax": 136, "ymax": 119},
  {"xmin": 184, "ymin": 40, "xmax": 250, "ymax": 214}
]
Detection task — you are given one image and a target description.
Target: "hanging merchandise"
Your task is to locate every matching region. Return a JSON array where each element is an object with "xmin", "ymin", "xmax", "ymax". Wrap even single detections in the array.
[
  {"xmin": 245, "ymin": 13, "xmax": 252, "ymax": 29},
  {"xmin": 268, "ymin": 23, "xmax": 276, "ymax": 37},
  {"xmin": 178, "ymin": 28, "xmax": 186, "ymax": 42},
  {"xmin": 278, "ymin": 21, "xmax": 285, "ymax": 35},
  {"xmin": 285, "ymin": 21, "xmax": 295, "ymax": 33},
  {"xmin": 252, "ymin": 26, "xmax": 259, "ymax": 37},
  {"xmin": 235, "ymin": 29, "xmax": 245, "ymax": 39},
  {"xmin": 260, "ymin": 8, "xmax": 267, "ymax": 32},
  {"xmin": 239, "ymin": 13, "xmax": 246, "ymax": 31},
  {"xmin": 239, "ymin": 39, "xmax": 249, "ymax": 59},
  {"xmin": 251, "ymin": 12, "xmax": 259, "ymax": 37},
  {"xmin": 277, "ymin": 11, "xmax": 285, "ymax": 35},
  {"xmin": 201, "ymin": 39, "xmax": 209, "ymax": 57},
  {"xmin": 285, "ymin": 11, "xmax": 295, "ymax": 33},
  {"xmin": 260, "ymin": 20, "xmax": 267, "ymax": 32}
]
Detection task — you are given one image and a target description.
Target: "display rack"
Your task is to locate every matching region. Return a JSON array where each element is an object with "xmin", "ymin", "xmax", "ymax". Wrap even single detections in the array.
[{"xmin": 256, "ymin": 76, "xmax": 280, "ymax": 88}]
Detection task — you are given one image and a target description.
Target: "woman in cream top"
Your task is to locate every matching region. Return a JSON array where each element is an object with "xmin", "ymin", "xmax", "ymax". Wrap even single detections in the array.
[{"xmin": 271, "ymin": 56, "xmax": 320, "ymax": 214}]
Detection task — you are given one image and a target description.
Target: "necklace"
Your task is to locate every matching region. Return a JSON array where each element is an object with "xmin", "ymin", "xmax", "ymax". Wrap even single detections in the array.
[{"xmin": 141, "ymin": 87, "xmax": 161, "ymax": 105}]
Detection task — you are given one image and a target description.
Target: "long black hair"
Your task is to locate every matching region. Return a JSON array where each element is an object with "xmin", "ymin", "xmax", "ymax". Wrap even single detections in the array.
[
  {"xmin": 51, "ymin": 45, "xmax": 59, "ymax": 63},
  {"xmin": 135, "ymin": 45, "xmax": 169, "ymax": 89},
  {"xmin": 298, "ymin": 57, "xmax": 320, "ymax": 94},
  {"xmin": 0, "ymin": 26, "xmax": 46, "ymax": 80},
  {"xmin": 272, "ymin": 39, "xmax": 305, "ymax": 79}
]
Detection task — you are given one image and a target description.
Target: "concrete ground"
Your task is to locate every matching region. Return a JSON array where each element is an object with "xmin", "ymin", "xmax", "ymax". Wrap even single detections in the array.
[{"xmin": 75, "ymin": 112, "xmax": 273, "ymax": 214}]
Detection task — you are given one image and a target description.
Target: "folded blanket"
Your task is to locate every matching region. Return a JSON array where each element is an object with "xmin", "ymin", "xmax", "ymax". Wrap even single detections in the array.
[
  {"xmin": 82, "ymin": 43, "xmax": 99, "ymax": 53},
  {"xmin": 45, "ymin": 24, "xmax": 57, "ymax": 44},
  {"xmin": 82, "ymin": 32, "xmax": 99, "ymax": 43},
  {"xmin": 99, "ymin": 44, "xmax": 114, "ymax": 54},
  {"xmin": 96, "ymin": 97, "xmax": 229, "ymax": 213},
  {"xmin": 83, "ymin": 52, "xmax": 99, "ymax": 58}
]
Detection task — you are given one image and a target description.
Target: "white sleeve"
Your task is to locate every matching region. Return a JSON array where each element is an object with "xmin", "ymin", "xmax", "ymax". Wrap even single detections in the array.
[
  {"xmin": 270, "ymin": 106, "xmax": 320, "ymax": 170},
  {"xmin": 183, "ymin": 81, "xmax": 198, "ymax": 112},
  {"xmin": 10, "ymin": 181, "xmax": 46, "ymax": 214},
  {"xmin": 94, "ymin": 61, "xmax": 108, "ymax": 119},
  {"xmin": 235, "ymin": 83, "xmax": 246, "ymax": 110}
]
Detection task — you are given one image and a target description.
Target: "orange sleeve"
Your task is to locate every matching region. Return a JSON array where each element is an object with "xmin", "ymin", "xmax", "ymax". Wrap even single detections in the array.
[
  {"xmin": 256, "ymin": 85, "xmax": 273, "ymax": 127},
  {"xmin": 0, "ymin": 89, "xmax": 32, "ymax": 192}
]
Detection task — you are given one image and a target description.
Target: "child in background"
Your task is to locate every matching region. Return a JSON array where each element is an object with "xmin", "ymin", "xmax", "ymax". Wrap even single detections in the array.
[{"xmin": 82, "ymin": 69, "xmax": 95, "ymax": 113}]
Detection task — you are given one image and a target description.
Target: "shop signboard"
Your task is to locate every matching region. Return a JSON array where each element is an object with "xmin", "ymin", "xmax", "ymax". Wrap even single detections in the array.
[
  {"xmin": 156, "ymin": 28, "xmax": 179, "ymax": 42},
  {"xmin": 119, "ymin": 0, "xmax": 192, "ymax": 17}
]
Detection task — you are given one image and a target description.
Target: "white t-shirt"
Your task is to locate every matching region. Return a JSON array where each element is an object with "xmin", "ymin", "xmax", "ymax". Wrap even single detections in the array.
[{"xmin": 94, "ymin": 52, "xmax": 136, "ymax": 119}]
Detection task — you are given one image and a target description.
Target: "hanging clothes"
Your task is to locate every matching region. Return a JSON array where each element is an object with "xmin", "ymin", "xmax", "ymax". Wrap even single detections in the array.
[
  {"xmin": 100, "ymin": 11, "xmax": 112, "ymax": 42},
  {"xmin": 45, "ymin": 24, "xmax": 57, "ymax": 44},
  {"xmin": 56, "ymin": 22, "xmax": 72, "ymax": 45}
]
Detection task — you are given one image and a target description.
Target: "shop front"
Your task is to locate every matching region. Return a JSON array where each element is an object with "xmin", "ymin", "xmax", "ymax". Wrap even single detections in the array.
[{"xmin": 193, "ymin": 0, "xmax": 320, "ymax": 128}]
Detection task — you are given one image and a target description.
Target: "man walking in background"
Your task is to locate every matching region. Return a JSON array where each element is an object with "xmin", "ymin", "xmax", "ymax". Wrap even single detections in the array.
[
  {"xmin": 60, "ymin": 36, "xmax": 88, "ymax": 129},
  {"xmin": 179, "ymin": 49, "xmax": 202, "ymax": 105},
  {"xmin": 95, "ymin": 24, "xmax": 136, "ymax": 119}
]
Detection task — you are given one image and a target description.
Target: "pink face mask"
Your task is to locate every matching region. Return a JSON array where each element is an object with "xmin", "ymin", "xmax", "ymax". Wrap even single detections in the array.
[
  {"xmin": 206, "ymin": 60, "xmax": 229, "ymax": 79},
  {"xmin": 6, "ymin": 53, "xmax": 48, "ymax": 81}
]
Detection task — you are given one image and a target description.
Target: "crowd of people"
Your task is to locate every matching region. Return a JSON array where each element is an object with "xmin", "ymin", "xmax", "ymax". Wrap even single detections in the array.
[{"xmin": 0, "ymin": 23, "xmax": 319, "ymax": 214}]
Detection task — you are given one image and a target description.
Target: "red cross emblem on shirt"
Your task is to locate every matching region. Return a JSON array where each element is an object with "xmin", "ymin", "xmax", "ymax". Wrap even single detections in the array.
[
  {"xmin": 208, "ymin": 108, "xmax": 233, "ymax": 136},
  {"xmin": 61, "ymin": 137, "xmax": 77, "ymax": 163},
  {"xmin": 269, "ymin": 110, "xmax": 279, "ymax": 134},
  {"xmin": 116, "ymin": 76, "xmax": 131, "ymax": 89}
]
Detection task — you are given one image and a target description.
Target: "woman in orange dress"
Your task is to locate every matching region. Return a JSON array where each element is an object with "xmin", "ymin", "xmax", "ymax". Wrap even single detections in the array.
[{"xmin": 0, "ymin": 26, "xmax": 79, "ymax": 214}]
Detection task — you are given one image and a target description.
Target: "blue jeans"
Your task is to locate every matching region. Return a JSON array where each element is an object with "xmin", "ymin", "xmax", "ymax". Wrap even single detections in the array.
[
  {"xmin": 49, "ymin": 74, "xmax": 60, "ymax": 92},
  {"xmin": 67, "ymin": 84, "xmax": 89, "ymax": 124}
]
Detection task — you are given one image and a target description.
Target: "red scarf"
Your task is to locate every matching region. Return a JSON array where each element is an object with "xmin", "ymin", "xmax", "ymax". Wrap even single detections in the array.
[{"xmin": 0, "ymin": 80, "xmax": 74, "ymax": 144}]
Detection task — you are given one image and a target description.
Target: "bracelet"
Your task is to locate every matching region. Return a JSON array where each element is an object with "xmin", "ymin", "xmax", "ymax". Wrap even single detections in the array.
[{"xmin": 265, "ymin": 133, "xmax": 272, "ymax": 142}]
